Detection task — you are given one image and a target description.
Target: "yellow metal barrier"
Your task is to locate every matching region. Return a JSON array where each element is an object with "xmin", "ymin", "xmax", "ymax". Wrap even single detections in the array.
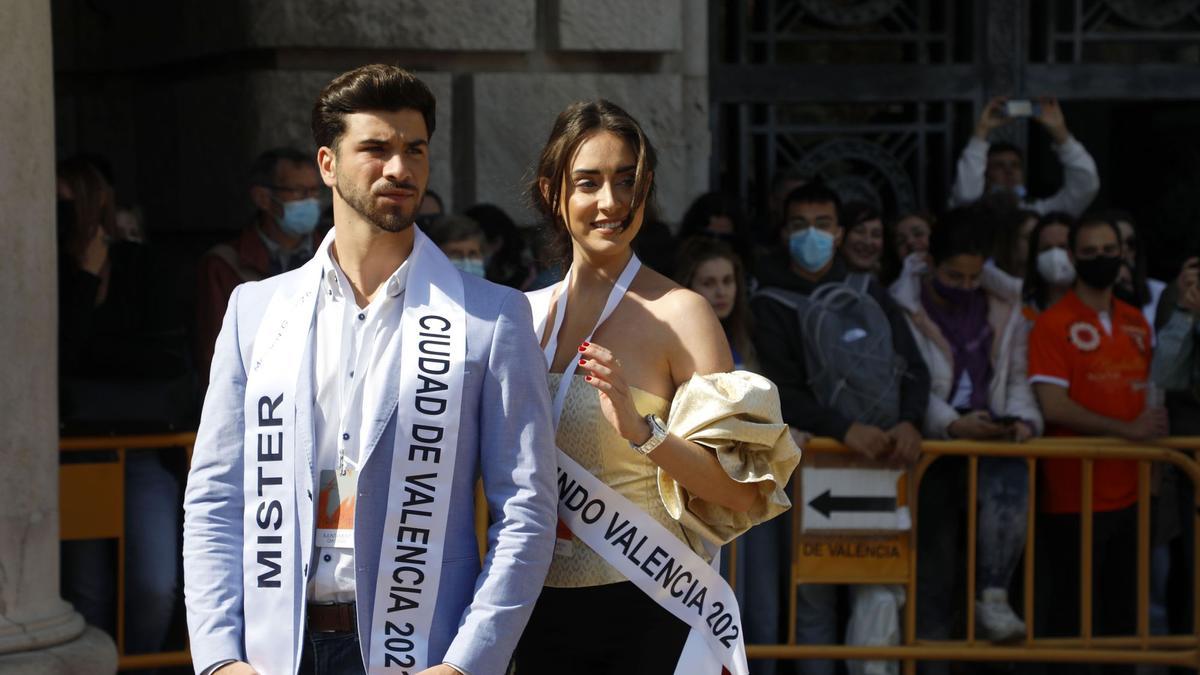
[
  {"xmin": 733, "ymin": 436, "xmax": 1200, "ymax": 671},
  {"xmin": 59, "ymin": 432, "xmax": 196, "ymax": 671}
]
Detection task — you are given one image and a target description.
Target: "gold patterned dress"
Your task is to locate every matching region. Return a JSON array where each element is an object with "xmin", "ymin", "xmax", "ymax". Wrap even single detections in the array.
[{"xmin": 546, "ymin": 370, "xmax": 802, "ymax": 588}]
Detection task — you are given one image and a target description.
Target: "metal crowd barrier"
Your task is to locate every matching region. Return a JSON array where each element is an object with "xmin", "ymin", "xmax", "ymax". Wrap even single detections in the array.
[
  {"xmin": 59, "ymin": 432, "xmax": 196, "ymax": 671},
  {"xmin": 732, "ymin": 436, "xmax": 1200, "ymax": 672},
  {"xmin": 63, "ymin": 433, "xmax": 1200, "ymax": 671}
]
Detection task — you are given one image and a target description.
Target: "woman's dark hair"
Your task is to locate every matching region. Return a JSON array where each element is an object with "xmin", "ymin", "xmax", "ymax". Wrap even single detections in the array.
[
  {"xmin": 673, "ymin": 237, "xmax": 755, "ymax": 369},
  {"xmin": 1022, "ymin": 211, "xmax": 1076, "ymax": 308},
  {"xmin": 678, "ymin": 191, "xmax": 754, "ymax": 274},
  {"xmin": 842, "ymin": 201, "xmax": 882, "ymax": 232},
  {"xmin": 312, "ymin": 64, "xmax": 436, "ymax": 150},
  {"xmin": 56, "ymin": 156, "xmax": 116, "ymax": 260},
  {"xmin": 929, "ymin": 207, "xmax": 991, "ymax": 266},
  {"xmin": 528, "ymin": 99, "xmax": 657, "ymax": 269}
]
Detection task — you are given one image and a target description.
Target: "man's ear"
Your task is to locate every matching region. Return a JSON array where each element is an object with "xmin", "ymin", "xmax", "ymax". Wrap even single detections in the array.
[
  {"xmin": 317, "ymin": 146, "xmax": 337, "ymax": 187},
  {"xmin": 249, "ymin": 185, "xmax": 273, "ymax": 212},
  {"xmin": 833, "ymin": 225, "xmax": 845, "ymax": 248}
]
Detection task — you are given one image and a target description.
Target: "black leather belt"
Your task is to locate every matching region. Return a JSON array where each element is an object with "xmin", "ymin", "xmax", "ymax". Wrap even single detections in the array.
[{"xmin": 307, "ymin": 602, "xmax": 356, "ymax": 633}]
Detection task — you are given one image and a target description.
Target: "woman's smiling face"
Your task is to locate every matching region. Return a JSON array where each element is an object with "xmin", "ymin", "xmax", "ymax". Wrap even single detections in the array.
[{"xmin": 559, "ymin": 131, "xmax": 647, "ymax": 258}]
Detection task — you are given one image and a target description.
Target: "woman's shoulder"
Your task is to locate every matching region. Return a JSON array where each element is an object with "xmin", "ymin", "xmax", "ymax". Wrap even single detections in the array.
[{"xmin": 630, "ymin": 266, "xmax": 712, "ymax": 319}]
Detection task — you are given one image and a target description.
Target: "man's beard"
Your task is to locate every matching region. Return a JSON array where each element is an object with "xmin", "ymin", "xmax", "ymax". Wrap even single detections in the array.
[{"xmin": 335, "ymin": 177, "xmax": 421, "ymax": 233}]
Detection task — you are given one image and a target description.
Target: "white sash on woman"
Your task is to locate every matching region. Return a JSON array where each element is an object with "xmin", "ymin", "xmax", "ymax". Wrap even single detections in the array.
[
  {"xmin": 534, "ymin": 255, "xmax": 749, "ymax": 675},
  {"xmin": 243, "ymin": 230, "xmax": 466, "ymax": 675}
]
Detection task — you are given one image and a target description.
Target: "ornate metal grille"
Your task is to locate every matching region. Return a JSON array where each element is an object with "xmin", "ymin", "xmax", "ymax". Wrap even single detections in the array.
[
  {"xmin": 1034, "ymin": 0, "xmax": 1200, "ymax": 63},
  {"xmin": 711, "ymin": 0, "xmax": 979, "ymax": 228}
]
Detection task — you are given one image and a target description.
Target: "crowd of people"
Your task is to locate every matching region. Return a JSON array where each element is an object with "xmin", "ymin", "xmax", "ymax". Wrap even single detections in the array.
[{"xmin": 52, "ymin": 64, "xmax": 1200, "ymax": 675}]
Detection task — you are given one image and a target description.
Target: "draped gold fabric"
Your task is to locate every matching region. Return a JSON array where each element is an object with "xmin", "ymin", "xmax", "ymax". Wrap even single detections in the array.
[{"xmin": 545, "ymin": 372, "xmax": 801, "ymax": 588}]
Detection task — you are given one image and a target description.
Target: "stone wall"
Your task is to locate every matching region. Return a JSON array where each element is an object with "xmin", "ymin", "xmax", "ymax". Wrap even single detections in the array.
[{"xmin": 53, "ymin": 0, "xmax": 709, "ymax": 234}]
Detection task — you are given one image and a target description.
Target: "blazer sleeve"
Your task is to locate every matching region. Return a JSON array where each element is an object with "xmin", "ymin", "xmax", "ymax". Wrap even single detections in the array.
[
  {"xmin": 442, "ymin": 291, "xmax": 558, "ymax": 675},
  {"xmin": 183, "ymin": 284, "xmax": 250, "ymax": 674}
]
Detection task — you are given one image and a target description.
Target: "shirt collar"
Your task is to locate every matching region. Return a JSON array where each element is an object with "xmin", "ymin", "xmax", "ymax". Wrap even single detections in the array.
[{"xmin": 321, "ymin": 240, "xmax": 409, "ymax": 303}]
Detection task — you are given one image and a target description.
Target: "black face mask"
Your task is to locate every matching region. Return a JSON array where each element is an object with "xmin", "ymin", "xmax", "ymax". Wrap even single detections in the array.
[{"xmin": 1075, "ymin": 254, "xmax": 1123, "ymax": 290}]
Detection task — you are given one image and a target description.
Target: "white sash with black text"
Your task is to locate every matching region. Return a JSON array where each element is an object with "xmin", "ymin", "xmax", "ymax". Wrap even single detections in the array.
[
  {"xmin": 531, "ymin": 255, "xmax": 749, "ymax": 675},
  {"xmin": 242, "ymin": 230, "xmax": 466, "ymax": 675}
]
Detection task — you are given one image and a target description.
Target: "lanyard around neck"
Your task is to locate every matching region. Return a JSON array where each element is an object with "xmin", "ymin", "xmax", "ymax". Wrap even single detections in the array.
[{"xmin": 541, "ymin": 255, "xmax": 642, "ymax": 428}]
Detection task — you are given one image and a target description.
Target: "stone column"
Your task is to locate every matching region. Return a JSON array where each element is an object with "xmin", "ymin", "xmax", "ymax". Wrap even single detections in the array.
[{"xmin": 0, "ymin": 1, "xmax": 118, "ymax": 672}]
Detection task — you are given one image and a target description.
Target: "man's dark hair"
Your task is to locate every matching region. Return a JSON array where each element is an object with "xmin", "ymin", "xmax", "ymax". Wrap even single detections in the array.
[
  {"xmin": 426, "ymin": 214, "xmax": 483, "ymax": 248},
  {"xmin": 311, "ymin": 64, "xmax": 436, "ymax": 150},
  {"xmin": 248, "ymin": 147, "xmax": 311, "ymax": 188},
  {"xmin": 422, "ymin": 188, "xmax": 445, "ymax": 213},
  {"xmin": 929, "ymin": 207, "xmax": 991, "ymax": 265},
  {"xmin": 782, "ymin": 180, "xmax": 843, "ymax": 224},
  {"xmin": 988, "ymin": 141, "xmax": 1024, "ymax": 162},
  {"xmin": 1069, "ymin": 212, "xmax": 1122, "ymax": 254}
]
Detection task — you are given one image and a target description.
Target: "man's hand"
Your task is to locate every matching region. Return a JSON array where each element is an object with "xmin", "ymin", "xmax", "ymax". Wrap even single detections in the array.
[
  {"xmin": 885, "ymin": 421, "xmax": 923, "ymax": 466},
  {"xmin": 213, "ymin": 663, "xmax": 257, "ymax": 675},
  {"xmin": 1011, "ymin": 420, "xmax": 1036, "ymax": 443},
  {"xmin": 948, "ymin": 411, "xmax": 1007, "ymax": 440},
  {"xmin": 1123, "ymin": 406, "xmax": 1169, "ymax": 441},
  {"xmin": 844, "ymin": 422, "xmax": 893, "ymax": 460},
  {"xmin": 1035, "ymin": 97, "xmax": 1071, "ymax": 144},
  {"xmin": 974, "ymin": 96, "xmax": 1010, "ymax": 140},
  {"xmin": 416, "ymin": 665, "xmax": 463, "ymax": 675}
]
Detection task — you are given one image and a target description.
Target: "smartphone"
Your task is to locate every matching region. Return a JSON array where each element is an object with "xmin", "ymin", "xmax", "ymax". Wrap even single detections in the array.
[{"xmin": 1004, "ymin": 99, "xmax": 1041, "ymax": 118}]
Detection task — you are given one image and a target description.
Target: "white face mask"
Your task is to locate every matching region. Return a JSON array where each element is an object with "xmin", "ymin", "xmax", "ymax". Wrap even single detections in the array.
[{"xmin": 1036, "ymin": 247, "xmax": 1075, "ymax": 286}]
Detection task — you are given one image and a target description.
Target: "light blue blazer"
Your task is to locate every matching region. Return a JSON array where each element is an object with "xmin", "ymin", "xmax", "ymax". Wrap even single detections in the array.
[{"xmin": 182, "ymin": 264, "xmax": 558, "ymax": 675}]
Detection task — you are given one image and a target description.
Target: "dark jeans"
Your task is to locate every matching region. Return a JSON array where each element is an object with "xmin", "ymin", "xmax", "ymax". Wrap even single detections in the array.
[
  {"xmin": 916, "ymin": 456, "xmax": 1029, "ymax": 675},
  {"xmin": 299, "ymin": 630, "xmax": 365, "ymax": 675},
  {"xmin": 514, "ymin": 581, "xmax": 691, "ymax": 675},
  {"xmin": 1035, "ymin": 506, "xmax": 1137, "ymax": 675}
]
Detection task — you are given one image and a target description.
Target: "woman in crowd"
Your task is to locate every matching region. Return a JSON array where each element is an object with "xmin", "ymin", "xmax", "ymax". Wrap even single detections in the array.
[
  {"xmin": 673, "ymin": 237, "xmax": 756, "ymax": 370},
  {"xmin": 1103, "ymin": 209, "xmax": 1168, "ymax": 333},
  {"xmin": 678, "ymin": 190, "xmax": 756, "ymax": 276},
  {"xmin": 57, "ymin": 156, "xmax": 182, "ymax": 657},
  {"xmin": 1022, "ymin": 212, "xmax": 1077, "ymax": 318},
  {"xmin": 515, "ymin": 99, "xmax": 800, "ymax": 674},
  {"xmin": 840, "ymin": 201, "xmax": 885, "ymax": 276},
  {"xmin": 896, "ymin": 209, "xmax": 1043, "ymax": 643},
  {"xmin": 885, "ymin": 211, "xmax": 935, "ymax": 297}
]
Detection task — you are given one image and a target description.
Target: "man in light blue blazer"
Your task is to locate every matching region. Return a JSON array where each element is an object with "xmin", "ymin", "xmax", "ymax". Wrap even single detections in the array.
[{"xmin": 183, "ymin": 64, "xmax": 558, "ymax": 675}]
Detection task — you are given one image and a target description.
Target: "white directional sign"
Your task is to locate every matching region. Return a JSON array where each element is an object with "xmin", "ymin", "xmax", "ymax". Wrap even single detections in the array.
[{"xmin": 800, "ymin": 467, "xmax": 908, "ymax": 532}]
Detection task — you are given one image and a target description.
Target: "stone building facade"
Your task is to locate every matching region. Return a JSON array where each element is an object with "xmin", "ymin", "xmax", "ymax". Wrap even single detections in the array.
[{"xmin": 53, "ymin": 0, "xmax": 711, "ymax": 235}]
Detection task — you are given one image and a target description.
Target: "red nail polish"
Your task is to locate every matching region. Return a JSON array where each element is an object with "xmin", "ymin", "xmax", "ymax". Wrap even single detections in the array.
[
  {"xmin": 578, "ymin": 358, "xmax": 587, "ymax": 366},
  {"xmin": 582, "ymin": 341, "xmax": 590, "ymax": 347},
  {"xmin": 578, "ymin": 345, "xmax": 586, "ymax": 352},
  {"xmin": 585, "ymin": 375, "xmax": 592, "ymax": 381}
]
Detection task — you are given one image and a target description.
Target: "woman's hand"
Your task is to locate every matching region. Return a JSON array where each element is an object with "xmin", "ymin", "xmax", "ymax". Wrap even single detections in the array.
[
  {"xmin": 577, "ymin": 341, "xmax": 652, "ymax": 444},
  {"xmin": 948, "ymin": 411, "xmax": 1006, "ymax": 440},
  {"xmin": 1011, "ymin": 420, "xmax": 1035, "ymax": 443}
]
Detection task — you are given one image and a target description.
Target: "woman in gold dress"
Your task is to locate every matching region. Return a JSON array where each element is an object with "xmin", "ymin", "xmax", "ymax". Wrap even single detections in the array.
[{"xmin": 514, "ymin": 99, "xmax": 801, "ymax": 674}]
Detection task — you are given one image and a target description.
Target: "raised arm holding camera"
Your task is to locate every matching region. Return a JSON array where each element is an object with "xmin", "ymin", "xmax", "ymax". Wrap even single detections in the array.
[{"xmin": 950, "ymin": 96, "xmax": 1100, "ymax": 218}]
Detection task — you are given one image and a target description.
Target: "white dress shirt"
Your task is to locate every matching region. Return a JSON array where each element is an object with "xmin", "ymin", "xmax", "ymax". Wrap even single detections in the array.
[{"xmin": 308, "ymin": 245, "xmax": 409, "ymax": 604}]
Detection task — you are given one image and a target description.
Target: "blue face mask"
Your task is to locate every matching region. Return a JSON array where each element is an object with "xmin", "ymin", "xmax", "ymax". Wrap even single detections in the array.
[
  {"xmin": 275, "ymin": 197, "xmax": 321, "ymax": 236},
  {"xmin": 451, "ymin": 257, "xmax": 486, "ymax": 278},
  {"xmin": 788, "ymin": 227, "xmax": 836, "ymax": 272}
]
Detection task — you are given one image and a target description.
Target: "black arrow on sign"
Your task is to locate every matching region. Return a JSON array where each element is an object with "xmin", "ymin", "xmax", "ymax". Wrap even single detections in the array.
[{"xmin": 807, "ymin": 490, "xmax": 897, "ymax": 519}]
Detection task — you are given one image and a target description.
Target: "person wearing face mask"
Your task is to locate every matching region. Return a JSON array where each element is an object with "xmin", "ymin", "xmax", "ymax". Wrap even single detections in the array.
[
  {"xmin": 426, "ymin": 214, "xmax": 488, "ymax": 278},
  {"xmin": 1028, "ymin": 215, "xmax": 1168, "ymax": 667},
  {"xmin": 195, "ymin": 147, "xmax": 327, "ymax": 380},
  {"xmin": 897, "ymin": 211, "xmax": 1043, "ymax": 650},
  {"xmin": 949, "ymin": 96, "xmax": 1099, "ymax": 217},
  {"xmin": 1021, "ymin": 212, "xmax": 1077, "ymax": 320},
  {"xmin": 752, "ymin": 180, "xmax": 930, "ymax": 675}
]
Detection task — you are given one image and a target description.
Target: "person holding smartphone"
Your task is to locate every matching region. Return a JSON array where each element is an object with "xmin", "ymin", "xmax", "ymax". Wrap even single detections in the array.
[
  {"xmin": 949, "ymin": 95, "xmax": 1099, "ymax": 218},
  {"xmin": 895, "ymin": 209, "xmax": 1043, "ymax": 646}
]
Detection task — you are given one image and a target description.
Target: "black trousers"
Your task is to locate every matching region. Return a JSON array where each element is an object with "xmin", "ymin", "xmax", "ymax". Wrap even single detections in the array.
[
  {"xmin": 514, "ymin": 581, "xmax": 692, "ymax": 675},
  {"xmin": 1035, "ymin": 506, "xmax": 1137, "ymax": 675}
]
